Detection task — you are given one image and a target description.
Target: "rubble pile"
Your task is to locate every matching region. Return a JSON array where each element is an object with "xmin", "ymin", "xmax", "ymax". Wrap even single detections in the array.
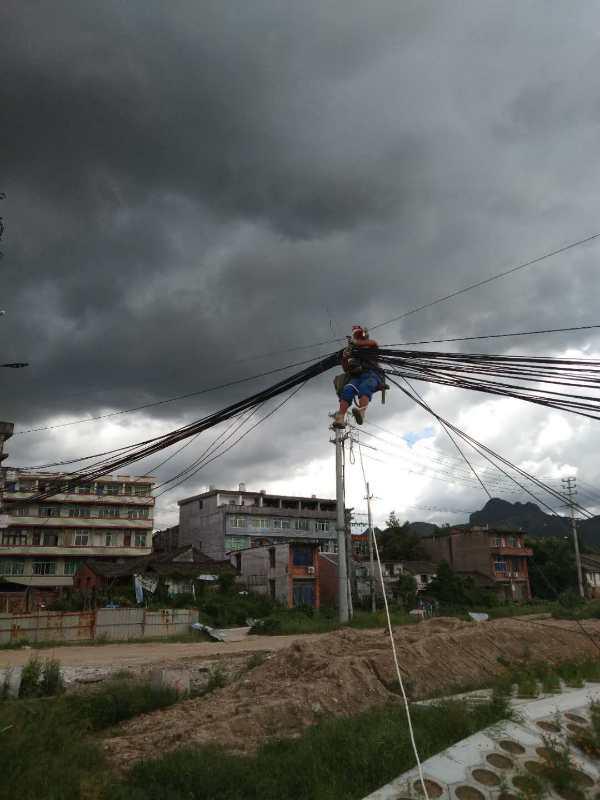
[{"xmin": 103, "ymin": 617, "xmax": 600, "ymax": 769}]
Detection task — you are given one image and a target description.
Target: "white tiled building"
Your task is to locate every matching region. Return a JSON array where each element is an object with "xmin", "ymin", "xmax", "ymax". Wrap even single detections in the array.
[{"xmin": 0, "ymin": 469, "xmax": 155, "ymax": 588}]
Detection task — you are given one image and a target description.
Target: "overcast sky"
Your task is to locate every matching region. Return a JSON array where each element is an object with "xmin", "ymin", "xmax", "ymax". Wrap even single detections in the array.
[{"xmin": 3, "ymin": 1, "xmax": 600, "ymax": 529}]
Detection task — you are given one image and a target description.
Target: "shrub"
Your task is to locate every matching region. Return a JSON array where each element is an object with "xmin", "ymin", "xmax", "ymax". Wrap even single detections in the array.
[
  {"xmin": 19, "ymin": 657, "xmax": 43, "ymax": 698},
  {"xmin": 40, "ymin": 659, "xmax": 64, "ymax": 697},
  {"xmin": 69, "ymin": 679, "xmax": 178, "ymax": 730}
]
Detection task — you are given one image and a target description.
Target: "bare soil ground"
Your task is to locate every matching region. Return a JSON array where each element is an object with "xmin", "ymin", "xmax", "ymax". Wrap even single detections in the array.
[
  {"xmin": 103, "ymin": 617, "xmax": 600, "ymax": 770},
  {"xmin": 0, "ymin": 633, "xmax": 324, "ymax": 669}
]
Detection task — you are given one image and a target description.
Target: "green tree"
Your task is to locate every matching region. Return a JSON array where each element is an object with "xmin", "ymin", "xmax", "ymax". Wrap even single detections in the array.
[
  {"xmin": 527, "ymin": 537, "xmax": 578, "ymax": 599},
  {"xmin": 395, "ymin": 574, "xmax": 418, "ymax": 610},
  {"xmin": 378, "ymin": 516, "xmax": 427, "ymax": 562}
]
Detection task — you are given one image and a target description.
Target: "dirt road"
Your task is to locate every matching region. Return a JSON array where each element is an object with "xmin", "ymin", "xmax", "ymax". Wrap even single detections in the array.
[{"xmin": 0, "ymin": 633, "xmax": 325, "ymax": 669}]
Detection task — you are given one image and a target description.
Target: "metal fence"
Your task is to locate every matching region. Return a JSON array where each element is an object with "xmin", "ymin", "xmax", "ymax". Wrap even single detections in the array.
[{"xmin": 0, "ymin": 607, "xmax": 198, "ymax": 644}]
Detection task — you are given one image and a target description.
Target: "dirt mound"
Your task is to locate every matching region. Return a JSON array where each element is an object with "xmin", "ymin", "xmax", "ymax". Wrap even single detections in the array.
[{"xmin": 103, "ymin": 617, "xmax": 600, "ymax": 769}]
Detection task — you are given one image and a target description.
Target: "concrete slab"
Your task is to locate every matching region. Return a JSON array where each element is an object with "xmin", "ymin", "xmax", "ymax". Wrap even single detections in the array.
[{"xmin": 362, "ymin": 683, "xmax": 600, "ymax": 800}]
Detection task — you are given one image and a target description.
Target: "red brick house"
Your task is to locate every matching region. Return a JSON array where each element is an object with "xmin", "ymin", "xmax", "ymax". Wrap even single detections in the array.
[{"xmin": 421, "ymin": 526, "xmax": 533, "ymax": 601}]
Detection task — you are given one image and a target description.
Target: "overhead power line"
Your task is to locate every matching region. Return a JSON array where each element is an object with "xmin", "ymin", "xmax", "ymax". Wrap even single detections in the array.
[
  {"xmin": 369, "ymin": 230, "xmax": 600, "ymax": 332},
  {"xmin": 382, "ymin": 323, "xmax": 600, "ymax": 348}
]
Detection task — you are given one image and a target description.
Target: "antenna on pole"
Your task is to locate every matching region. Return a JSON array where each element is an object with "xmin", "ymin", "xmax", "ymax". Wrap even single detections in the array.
[{"xmin": 561, "ymin": 476, "xmax": 585, "ymax": 599}]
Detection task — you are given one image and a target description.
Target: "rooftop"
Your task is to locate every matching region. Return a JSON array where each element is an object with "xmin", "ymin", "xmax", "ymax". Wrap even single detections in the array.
[{"xmin": 178, "ymin": 487, "xmax": 336, "ymax": 507}]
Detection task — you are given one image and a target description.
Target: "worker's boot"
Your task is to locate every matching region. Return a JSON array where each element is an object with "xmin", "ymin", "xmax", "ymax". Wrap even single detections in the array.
[
  {"xmin": 351, "ymin": 405, "xmax": 366, "ymax": 425},
  {"xmin": 332, "ymin": 411, "xmax": 347, "ymax": 428}
]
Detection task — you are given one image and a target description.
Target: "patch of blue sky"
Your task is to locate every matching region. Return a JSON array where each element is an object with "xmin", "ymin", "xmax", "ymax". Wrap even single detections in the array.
[{"xmin": 403, "ymin": 426, "xmax": 434, "ymax": 447}]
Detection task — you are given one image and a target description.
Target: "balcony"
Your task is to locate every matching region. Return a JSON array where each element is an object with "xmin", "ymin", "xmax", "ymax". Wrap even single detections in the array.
[
  {"xmin": 2, "ymin": 515, "xmax": 153, "ymax": 529},
  {"xmin": 490, "ymin": 545, "xmax": 533, "ymax": 557}
]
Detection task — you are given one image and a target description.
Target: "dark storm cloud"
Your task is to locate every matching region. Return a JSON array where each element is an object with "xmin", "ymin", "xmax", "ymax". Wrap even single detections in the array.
[{"xmin": 4, "ymin": 0, "xmax": 600, "ymax": 525}]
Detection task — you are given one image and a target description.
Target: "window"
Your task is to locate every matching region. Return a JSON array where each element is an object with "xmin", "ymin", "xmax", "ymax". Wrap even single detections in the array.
[
  {"xmin": 107, "ymin": 483, "xmax": 122, "ymax": 495},
  {"xmin": 269, "ymin": 548, "xmax": 276, "ymax": 568},
  {"xmin": 99, "ymin": 505, "xmax": 121, "ymax": 518},
  {"xmin": 134, "ymin": 533, "xmax": 147, "ymax": 548},
  {"xmin": 74, "ymin": 532, "xmax": 89, "ymax": 546},
  {"xmin": 64, "ymin": 559, "xmax": 83, "ymax": 575},
  {"xmin": 508, "ymin": 536, "xmax": 517, "ymax": 547},
  {"xmin": 493, "ymin": 537, "xmax": 502, "ymax": 547},
  {"xmin": 250, "ymin": 518, "xmax": 270, "ymax": 529},
  {"xmin": 269, "ymin": 579, "xmax": 276, "ymax": 600},
  {"xmin": 281, "ymin": 519, "xmax": 291, "ymax": 529},
  {"xmin": 134, "ymin": 484, "xmax": 151, "ymax": 496},
  {"xmin": 294, "ymin": 519, "xmax": 309, "ymax": 531},
  {"xmin": 95, "ymin": 483, "xmax": 105, "ymax": 495},
  {"xmin": 224, "ymin": 535, "xmax": 249, "ymax": 551},
  {"xmin": 128, "ymin": 507, "xmax": 149, "ymax": 520},
  {"xmin": 105, "ymin": 533, "xmax": 113, "ymax": 547},
  {"xmin": 43, "ymin": 533, "xmax": 59, "ymax": 547},
  {"xmin": 33, "ymin": 561, "xmax": 57, "ymax": 576},
  {"xmin": 494, "ymin": 559, "xmax": 507, "ymax": 573},
  {"xmin": 32, "ymin": 532, "xmax": 41, "ymax": 546},
  {"xmin": 123, "ymin": 533, "xmax": 132, "ymax": 547},
  {"xmin": 2, "ymin": 531, "xmax": 27, "ymax": 546},
  {"xmin": 231, "ymin": 516, "xmax": 246, "ymax": 528},
  {"xmin": 14, "ymin": 506, "xmax": 30, "ymax": 517},
  {"xmin": 0, "ymin": 559, "xmax": 25, "ymax": 576},
  {"xmin": 316, "ymin": 520, "xmax": 329, "ymax": 532},
  {"xmin": 292, "ymin": 545, "xmax": 314, "ymax": 566},
  {"xmin": 123, "ymin": 484, "xmax": 132, "ymax": 496},
  {"xmin": 69, "ymin": 506, "xmax": 90, "ymax": 518},
  {"xmin": 319, "ymin": 541, "xmax": 338, "ymax": 553},
  {"xmin": 198, "ymin": 500, "xmax": 203, "ymax": 510},
  {"xmin": 40, "ymin": 506, "xmax": 60, "ymax": 518},
  {"xmin": 19, "ymin": 480, "xmax": 36, "ymax": 492}
]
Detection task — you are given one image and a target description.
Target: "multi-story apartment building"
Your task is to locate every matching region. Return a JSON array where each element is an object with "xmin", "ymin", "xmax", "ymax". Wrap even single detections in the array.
[
  {"xmin": 0, "ymin": 469, "xmax": 155, "ymax": 593},
  {"xmin": 421, "ymin": 526, "xmax": 533, "ymax": 600},
  {"xmin": 178, "ymin": 484, "xmax": 338, "ymax": 560}
]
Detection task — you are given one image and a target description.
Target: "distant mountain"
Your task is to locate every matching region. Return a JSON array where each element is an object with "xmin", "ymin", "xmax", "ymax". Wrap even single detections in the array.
[
  {"xmin": 469, "ymin": 498, "xmax": 600, "ymax": 547},
  {"xmin": 406, "ymin": 521, "xmax": 438, "ymax": 538},
  {"xmin": 408, "ymin": 498, "xmax": 600, "ymax": 547}
]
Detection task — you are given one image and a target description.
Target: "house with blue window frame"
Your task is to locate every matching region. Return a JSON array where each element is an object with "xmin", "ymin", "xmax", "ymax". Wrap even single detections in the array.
[{"xmin": 231, "ymin": 540, "xmax": 320, "ymax": 608}]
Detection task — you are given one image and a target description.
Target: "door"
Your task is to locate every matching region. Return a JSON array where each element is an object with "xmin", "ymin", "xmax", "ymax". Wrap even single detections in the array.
[{"xmin": 292, "ymin": 580, "xmax": 315, "ymax": 608}]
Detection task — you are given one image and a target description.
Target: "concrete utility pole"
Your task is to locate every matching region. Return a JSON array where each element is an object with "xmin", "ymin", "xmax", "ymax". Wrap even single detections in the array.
[
  {"xmin": 562, "ymin": 476, "xmax": 585, "ymax": 599},
  {"xmin": 333, "ymin": 425, "xmax": 350, "ymax": 623},
  {"xmin": 366, "ymin": 482, "xmax": 376, "ymax": 613}
]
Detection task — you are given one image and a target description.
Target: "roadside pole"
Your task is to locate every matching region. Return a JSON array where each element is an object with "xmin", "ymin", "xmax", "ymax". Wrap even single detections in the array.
[
  {"xmin": 334, "ymin": 425, "xmax": 350, "ymax": 623},
  {"xmin": 562, "ymin": 476, "xmax": 585, "ymax": 599},
  {"xmin": 366, "ymin": 481, "xmax": 376, "ymax": 613}
]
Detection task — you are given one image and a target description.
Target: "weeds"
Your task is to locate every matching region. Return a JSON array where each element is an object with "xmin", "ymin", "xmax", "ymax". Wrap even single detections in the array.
[
  {"xmin": 113, "ymin": 696, "xmax": 511, "ymax": 800},
  {"xmin": 69, "ymin": 679, "xmax": 179, "ymax": 730},
  {"xmin": 245, "ymin": 652, "xmax": 267, "ymax": 670},
  {"xmin": 18, "ymin": 657, "xmax": 64, "ymax": 698},
  {"xmin": 570, "ymin": 701, "xmax": 600, "ymax": 758}
]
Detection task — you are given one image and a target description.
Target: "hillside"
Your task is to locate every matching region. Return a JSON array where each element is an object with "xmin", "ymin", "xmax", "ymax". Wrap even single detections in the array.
[{"xmin": 469, "ymin": 498, "xmax": 600, "ymax": 547}]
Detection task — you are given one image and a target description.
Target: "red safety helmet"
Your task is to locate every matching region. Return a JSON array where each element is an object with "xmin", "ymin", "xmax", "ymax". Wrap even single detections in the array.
[{"xmin": 351, "ymin": 324, "xmax": 368, "ymax": 340}]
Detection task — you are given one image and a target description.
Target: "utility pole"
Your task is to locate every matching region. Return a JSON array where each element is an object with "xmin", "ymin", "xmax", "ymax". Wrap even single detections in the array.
[
  {"xmin": 366, "ymin": 482, "xmax": 376, "ymax": 613},
  {"xmin": 333, "ymin": 425, "xmax": 349, "ymax": 623},
  {"xmin": 562, "ymin": 476, "xmax": 585, "ymax": 599}
]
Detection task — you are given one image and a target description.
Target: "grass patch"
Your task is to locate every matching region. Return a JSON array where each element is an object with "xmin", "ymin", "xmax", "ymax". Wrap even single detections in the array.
[
  {"xmin": 0, "ymin": 677, "xmax": 510, "ymax": 800},
  {"xmin": 0, "ymin": 676, "xmax": 181, "ymax": 799},
  {"xmin": 112, "ymin": 696, "xmax": 511, "ymax": 800},
  {"xmin": 0, "ymin": 630, "xmax": 211, "ymax": 651},
  {"xmin": 249, "ymin": 607, "xmax": 415, "ymax": 636}
]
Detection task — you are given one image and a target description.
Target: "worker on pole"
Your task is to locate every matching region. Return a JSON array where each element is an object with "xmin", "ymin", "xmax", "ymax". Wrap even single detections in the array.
[{"xmin": 333, "ymin": 325, "xmax": 385, "ymax": 427}]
